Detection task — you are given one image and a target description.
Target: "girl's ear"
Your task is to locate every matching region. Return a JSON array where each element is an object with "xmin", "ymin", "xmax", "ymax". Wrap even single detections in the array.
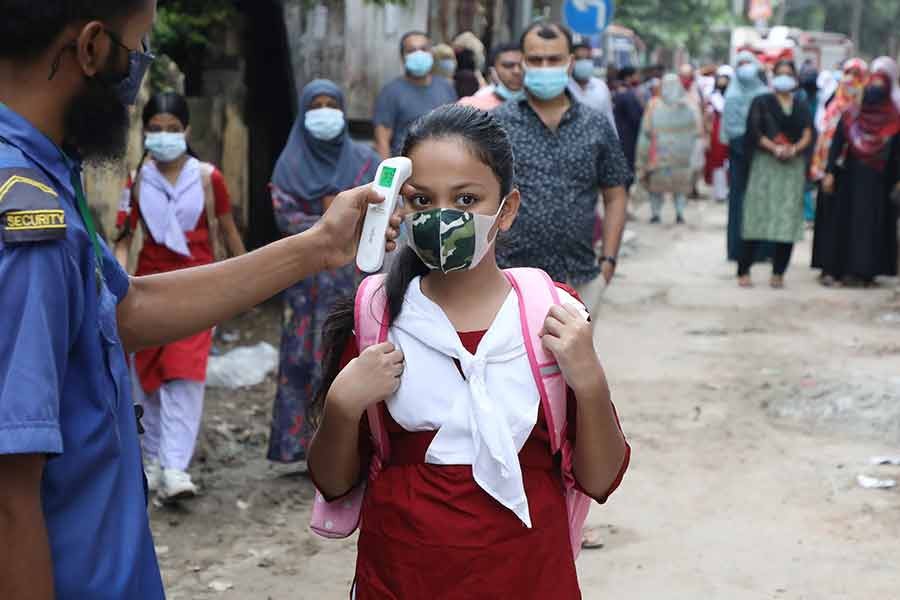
[
  {"xmin": 498, "ymin": 189, "xmax": 520, "ymax": 232},
  {"xmin": 183, "ymin": 125, "xmax": 191, "ymax": 140}
]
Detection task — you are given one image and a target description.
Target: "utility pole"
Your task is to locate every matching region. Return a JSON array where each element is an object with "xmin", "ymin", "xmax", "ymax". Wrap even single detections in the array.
[
  {"xmin": 775, "ymin": 0, "xmax": 788, "ymax": 25},
  {"xmin": 549, "ymin": 0, "xmax": 563, "ymax": 22},
  {"xmin": 850, "ymin": 0, "xmax": 864, "ymax": 52}
]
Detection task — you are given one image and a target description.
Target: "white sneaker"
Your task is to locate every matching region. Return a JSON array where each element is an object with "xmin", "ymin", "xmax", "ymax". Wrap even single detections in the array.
[
  {"xmin": 144, "ymin": 460, "xmax": 162, "ymax": 493},
  {"xmin": 159, "ymin": 469, "xmax": 197, "ymax": 501}
]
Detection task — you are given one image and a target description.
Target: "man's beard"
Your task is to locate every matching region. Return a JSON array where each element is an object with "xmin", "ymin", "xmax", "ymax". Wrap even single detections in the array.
[{"xmin": 63, "ymin": 68, "xmax": 130, "ymax": 164}]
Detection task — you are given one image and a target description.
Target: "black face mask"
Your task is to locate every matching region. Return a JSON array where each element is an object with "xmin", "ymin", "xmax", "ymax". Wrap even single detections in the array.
[
  {"xmin": 863, "ymin": 86, "xmax": 888, "ymax": 106},
  {"xmin": 63, "ymin": 46, "xmax": 131, "ymax": 164}
]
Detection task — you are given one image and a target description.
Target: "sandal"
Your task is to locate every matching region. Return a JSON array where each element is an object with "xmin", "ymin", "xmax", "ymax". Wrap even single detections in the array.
[
  {"xmin": 770, "ymin": 276, "xmax": 784, "ymax": 289},
  {"xmin": 737, "ymin": 275, "xmax": 753, "ymax": 288},
  {"xmin": 581, "ymin": 526, "xmax": 605, "ymax": 550}
]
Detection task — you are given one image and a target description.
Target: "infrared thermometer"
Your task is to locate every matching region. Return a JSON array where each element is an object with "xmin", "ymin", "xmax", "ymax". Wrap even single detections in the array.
[{"xmin": 356, "ymin": 157, "xmax": 412, "ymax": 273}]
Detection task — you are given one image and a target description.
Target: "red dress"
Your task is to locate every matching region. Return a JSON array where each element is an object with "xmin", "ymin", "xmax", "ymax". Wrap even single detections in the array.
[
  {"xmin": 704, "ymin": 110, "xmax": 730, "ymax": 184},
  {"xmin": 117, "ymin": 167, "xmax": 232, "ymax": 393},
  {"xmin": 334, "ymin": 327, "xmax": 630, "ymax": 600}
]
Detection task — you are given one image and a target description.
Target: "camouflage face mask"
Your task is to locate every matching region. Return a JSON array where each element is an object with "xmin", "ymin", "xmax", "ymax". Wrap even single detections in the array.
[{"xmin": 405, "ymin": 200, "xmax": 506, "ymax": 274}]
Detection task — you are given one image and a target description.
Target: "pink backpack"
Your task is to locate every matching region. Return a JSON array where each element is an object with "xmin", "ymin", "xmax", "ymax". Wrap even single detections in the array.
[{"xmin": 309, "ymin": 267, "xmax": 593, "ymax": 558}]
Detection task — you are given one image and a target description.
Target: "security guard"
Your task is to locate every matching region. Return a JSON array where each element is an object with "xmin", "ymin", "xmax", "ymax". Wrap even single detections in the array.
[{"xmin": 0, "ymin": 2, "xmax": 400, "ymax": 598}]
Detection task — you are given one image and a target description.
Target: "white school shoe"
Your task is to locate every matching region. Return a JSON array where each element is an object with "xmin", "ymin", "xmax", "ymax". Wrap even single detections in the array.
[
  {"xmin": 159, "ymin": 468, "xmax": 198, "ymax": 501},
  {"xmin": 144, "ymin": 460, "xmax": 162, "ymax": 493}
]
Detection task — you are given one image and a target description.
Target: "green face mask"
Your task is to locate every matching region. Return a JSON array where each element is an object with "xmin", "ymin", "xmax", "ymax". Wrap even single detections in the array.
[{"xmin": 404, "ymin": 200, "xmax": 506, "ymax": 274}]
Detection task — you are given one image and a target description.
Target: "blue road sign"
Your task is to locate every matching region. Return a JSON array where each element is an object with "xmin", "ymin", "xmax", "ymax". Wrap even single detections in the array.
[{"xmin": 563, "ymin": 0, "xmax": 615, "ymax": 36}]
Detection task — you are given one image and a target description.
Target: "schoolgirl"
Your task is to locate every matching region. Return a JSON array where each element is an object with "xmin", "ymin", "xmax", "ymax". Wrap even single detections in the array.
[
  {"xmin": 115, "ymin": 92, "xmax": 246, "ymax": 500},
  {"xmin": 307, "ymin": 104, "xmax": 630, "ymax": 598}
]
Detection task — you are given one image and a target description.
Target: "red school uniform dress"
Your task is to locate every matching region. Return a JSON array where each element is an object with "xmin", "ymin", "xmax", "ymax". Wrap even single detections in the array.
[
  {"xmin": 323, "ymin": 282, "xmax": 630, "ymax": 600},
  {"xmin": 117, "ymin": 158, "xmax": 232, "ymax": 393}
]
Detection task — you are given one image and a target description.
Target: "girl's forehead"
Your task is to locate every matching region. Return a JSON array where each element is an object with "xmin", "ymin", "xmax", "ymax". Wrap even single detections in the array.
[
  {"xmin": 411, "ymin": 140, "xmax": 492, "ymax": 173},
  {"xmin": 148, "ymin": 112, "xmax": 184, "ymax": 127}
]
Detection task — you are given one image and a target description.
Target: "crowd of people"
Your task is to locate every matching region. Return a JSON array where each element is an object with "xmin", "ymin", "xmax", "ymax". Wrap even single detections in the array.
[
  {"xmin": 720, "ymin": 52, "xmax": 900, "ymax": 288},
  {"xmin": 1, "ymin": 1, "xmax": 898, "ymax": 597},
  {"xmin": 118, "ymin": 19, "xmax": 899, "ymax": 594}
]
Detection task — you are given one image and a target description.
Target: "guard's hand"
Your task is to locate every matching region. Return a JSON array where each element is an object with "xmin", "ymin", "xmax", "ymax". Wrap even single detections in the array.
[
  {"xmin": 317, "ymin": 183, "xmax": 412, "ymax": 270},
  {"xmin": 328, "ymin": 342, "xmax": 404, "ymax": 421},
  {"xmin": 822, "ymin": 173, "xmax": 835, "ymax": 194}
]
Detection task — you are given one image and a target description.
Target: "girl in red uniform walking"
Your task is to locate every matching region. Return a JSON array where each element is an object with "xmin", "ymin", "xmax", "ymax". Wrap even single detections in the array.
[
  {"xmin": 115, "ymin": 92, "xmax": 246, "ymax": 500},
  {"xmin": 307, "ymin": 105, "xmax": 630, "ymax": 599}
]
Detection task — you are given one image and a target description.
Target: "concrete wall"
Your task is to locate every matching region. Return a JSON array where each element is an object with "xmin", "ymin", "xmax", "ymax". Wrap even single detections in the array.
[{"xmin": 283, "ymin": 0, "xmax": 429, "ymax": 122}]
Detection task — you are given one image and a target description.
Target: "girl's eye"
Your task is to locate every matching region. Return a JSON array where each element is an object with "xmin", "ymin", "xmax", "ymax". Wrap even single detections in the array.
[
  {"xmin": 456, "ymin": 194, "xmax": 478, "ymax": 207},
  {"xmin": 409, "ymin": 195, "xmax": 431, "ymax": 208}
]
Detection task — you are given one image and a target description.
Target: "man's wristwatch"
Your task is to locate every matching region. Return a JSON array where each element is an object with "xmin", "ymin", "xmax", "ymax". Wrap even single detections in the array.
[{"xmin": 599, "ymin": 256, "xmax": 617, "ymax": 267}]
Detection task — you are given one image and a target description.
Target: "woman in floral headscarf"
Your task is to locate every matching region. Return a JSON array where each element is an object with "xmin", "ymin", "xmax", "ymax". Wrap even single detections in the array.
[
  {"xmin": 810, "ymin": 58, "xmax": 869, "ymax": 181},
  {"xmin": 811, "ymin": 59, "xmax": 868, "ymax": 276}
]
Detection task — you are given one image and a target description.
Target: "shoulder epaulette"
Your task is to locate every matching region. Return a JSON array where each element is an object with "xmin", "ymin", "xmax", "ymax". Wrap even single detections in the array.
[{"xmin": 0, "ymin": 167, "xmax": 66, "ymax": 245}]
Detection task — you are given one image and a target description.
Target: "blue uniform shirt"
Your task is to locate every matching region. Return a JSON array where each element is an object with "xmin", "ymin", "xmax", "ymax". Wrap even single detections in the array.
[{"xmin": 0, "ymin": 103, "xmax": 164, "ymax": 598}]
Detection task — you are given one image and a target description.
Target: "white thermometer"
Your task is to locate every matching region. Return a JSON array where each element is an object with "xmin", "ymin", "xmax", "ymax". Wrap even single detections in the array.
[{"xmin": 356, "ymin": 157, "xmax": 412, "ymax": 273}]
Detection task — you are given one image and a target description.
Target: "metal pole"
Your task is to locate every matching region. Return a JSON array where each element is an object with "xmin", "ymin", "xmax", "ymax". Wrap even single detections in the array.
[
  {"xmin": 775, "ymin": 0, "xmax": 788, "ymax": 25},
  {"xmin": 549, "ymin": 0, "xmax": 563, "ymax": 22},
  {"xmin": 850, "ymin": 0, "xmax": 864, "ymax": 52},
  {"xmin": 520, "ymin": 0, "xmax": 534, "ymax": 32}
]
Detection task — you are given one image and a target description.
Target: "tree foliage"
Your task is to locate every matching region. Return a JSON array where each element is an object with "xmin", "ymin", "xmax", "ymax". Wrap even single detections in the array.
[
  {"xmin": 607, "ymin": 0, "xmax": 898, "ymax": 62},
  {"xmin": 154, "ymin": 0, "xmax": 237, "ymax": 63},
  {"xmin": 612, "ymin": 0, "xmax": 738, "ymax": 61}
]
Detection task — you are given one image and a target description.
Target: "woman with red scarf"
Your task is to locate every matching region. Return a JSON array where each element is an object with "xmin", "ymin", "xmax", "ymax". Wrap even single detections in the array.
[{"xmin": 817, "ymin": 72, "xmax": 900, "ymax": 286}]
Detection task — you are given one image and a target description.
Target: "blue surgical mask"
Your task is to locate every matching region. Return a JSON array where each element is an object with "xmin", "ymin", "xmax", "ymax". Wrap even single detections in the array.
[
  {"xmin": 524, "ymin": 63, "xmax": 571, "ymax": 100},
  {"xmin": 145, "ymin": 132, "xmax": 187, "ymax": 163},
  {"xmin": 573, "ymin": 59, "xmax": 594, "ymax": 82},
  {"xmin": 304, "ymin": 107, "xmax": 346, "ymax": 141},
  {"xmin": 439, "ymin": 59, "xmax": 457, "ymax": 75},
  {"xmin": 772, "ymin": 74, "xmax": 797, "ymax": 93},
  {"xmin": 405, "ymin": 51, "xmax": 434, "ymax": 78},
  {"xmin": 495, "ymin": 81, "xmax": 525, "ymax": 102},
  {"xmin": 736, "ymin": 63, "xmax": 759, "ymax": 84}
]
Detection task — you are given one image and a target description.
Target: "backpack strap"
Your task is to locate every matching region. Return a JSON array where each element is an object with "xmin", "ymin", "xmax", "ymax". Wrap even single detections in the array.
[
  {"xmin": 354, "ymin": 274, "xmax": 391, "ymax": 464},
  {"xmin": 504, "ymin": 267, "xmax": 594, "ymax": 560},
  {"xmin": 504, "ymin": 268, "xmax": 566, "ymax": 453},
  {"xmin": 308, "ymin": 275, "xmax": 392, "ymax": 540},
  {"xmin": 198, "ymin": 162, "xmax": 226, "ymax": 261}
]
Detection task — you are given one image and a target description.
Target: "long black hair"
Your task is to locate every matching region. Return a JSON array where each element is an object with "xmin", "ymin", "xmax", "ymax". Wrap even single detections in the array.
[
  {"xmin": 310, "ymin": 104, "xmax": 515, "ymax": 427},
  {"xmin": 143, "ymin": 91, "xmax": 192, "ymax": 129}
]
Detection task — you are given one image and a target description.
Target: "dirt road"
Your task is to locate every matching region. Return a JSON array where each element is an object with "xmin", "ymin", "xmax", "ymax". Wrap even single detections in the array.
[{"xmin": 151, "ymin": 200, "xmax": 900, "ymax": 600}]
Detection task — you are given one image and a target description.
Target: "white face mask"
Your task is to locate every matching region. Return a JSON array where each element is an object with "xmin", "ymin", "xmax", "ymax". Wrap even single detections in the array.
[
  {"xmin": 145, "ymin": 132, "xmax": 187, "ymax": 163},
  {"xmin": 304, "ymin": 107, "xmax": 346, "ymax": 141}
]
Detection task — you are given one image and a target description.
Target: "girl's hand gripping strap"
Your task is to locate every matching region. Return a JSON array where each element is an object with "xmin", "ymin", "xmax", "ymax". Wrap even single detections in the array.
[
  {"xmin": 309, "ymin": 275, "xmax": 391, "ymax": 539},
  {"xmin": 504, "ymin": 268, "xmax": 593, "ymax": 559}
]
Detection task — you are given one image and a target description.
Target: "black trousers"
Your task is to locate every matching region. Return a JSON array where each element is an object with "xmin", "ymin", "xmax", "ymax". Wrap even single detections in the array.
[{"xmin": 738, "ymin": 241, "xmax": 794, "ymax": 277}]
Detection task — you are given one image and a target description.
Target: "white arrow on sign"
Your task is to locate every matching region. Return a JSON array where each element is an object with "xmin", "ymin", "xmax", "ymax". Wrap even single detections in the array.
[{"xmin": 573, "ymin": 0, "xmax": 608, "ymax": 30}]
